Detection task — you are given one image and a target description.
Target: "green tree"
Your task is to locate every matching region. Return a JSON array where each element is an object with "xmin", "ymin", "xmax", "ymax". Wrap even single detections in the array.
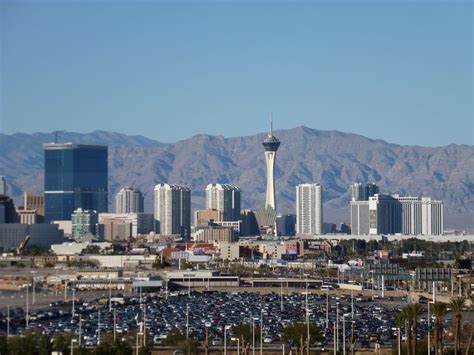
[
  {"xmin": 8, "ymin": 335, "xmax": 35, "ymax": 355},
  {"xmin": 450, "ymin": 297, "xmax": 465, "ymax": 355},
  {"xmin": 53, "ymin": 332, "xmax": 74, "ymax": 354},
  {"xmin": 38, "ymin": 334, "xmax": 53, "ymax": 355},
  {"xmin": 395, "ymin": 313, "xmax": 405, "ymax": 355},
  {"xmin": 231, "ymin": 322, "xmax": 261, "ymax": 355},
  {"xmin": 0, "ymin": 335, "xmax": 8, "ymax": 355},
  {"xmin": 163, "ymin": 328, "xmax": 187, "ymax": 346},
  {"xmin": 283, "ymin": 321, "xmax": 322, "ymax": 353},
  {"xmin": 401, "ymin": 306, "xmax": 412, "ymax": 355},
  {"xmin": 162, "ymin": 328, "xmax": 199, "ymax": 355},
  {"xmin": 431, "ymin": 302, "xmax": 447, "ymax": 355},
  {"xmin": 408, "ymin": 303, "xmax": 423, "ymax": 355}
]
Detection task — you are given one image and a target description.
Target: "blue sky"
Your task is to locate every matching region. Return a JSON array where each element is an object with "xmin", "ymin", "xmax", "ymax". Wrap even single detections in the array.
[{"xmin": 1, "ymin": 0, "xmax": 472, "ymax": 146}]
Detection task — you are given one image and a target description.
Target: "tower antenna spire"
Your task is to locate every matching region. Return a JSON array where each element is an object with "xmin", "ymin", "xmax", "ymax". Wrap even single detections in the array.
[{"xmin": 270, "ymin": 112, "xmax": 273, "ymax": 135}]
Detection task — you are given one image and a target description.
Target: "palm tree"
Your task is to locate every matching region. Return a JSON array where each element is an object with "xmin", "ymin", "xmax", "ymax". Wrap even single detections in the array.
[
  {"xmin": 395, "ymin": 313, "xmax": 405, "ymax": 355},
  {"xmin": 450, "ymin": 297, "xmax": 465, "ymax": 355},
  {"xmin": 464, "ymin": 295, "xmax": 474, "ymax": 355},
  {"xmin": 431, "ymin": 302, "xmax": 447, "ymax": 355},
  {"xmin": 408, "ymin": 303, "xmax": 423, "ymax": 355},
  {"xmin": 401, "ymin": 306, "xmax": 412, "ymax": 355}
]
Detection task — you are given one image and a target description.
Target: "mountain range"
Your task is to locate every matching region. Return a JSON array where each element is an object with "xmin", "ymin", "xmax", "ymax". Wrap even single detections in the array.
[{"xmin": 0, "ymin": 127, "xmax": 473, "ymax": 229}]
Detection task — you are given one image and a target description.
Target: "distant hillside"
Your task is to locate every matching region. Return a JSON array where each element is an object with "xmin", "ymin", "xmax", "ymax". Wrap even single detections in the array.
[{"xmin": 1, "ymin": 128, "xmax": 473, "ymax": 229}]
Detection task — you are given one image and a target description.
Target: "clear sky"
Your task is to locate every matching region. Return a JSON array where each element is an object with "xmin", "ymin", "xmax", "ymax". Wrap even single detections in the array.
[{"xmin": 1, "ymin": 0, "xmax": 472, "ymax": 146}]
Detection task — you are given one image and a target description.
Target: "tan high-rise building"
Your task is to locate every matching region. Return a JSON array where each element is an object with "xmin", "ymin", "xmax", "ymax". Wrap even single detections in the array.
[
  {"xmin": 17, "ymin": 209, "xmax": 38, "ymax": 225},
  {"xmin": 24, "ymin": 192, "xmax": 45, "ymax": 217},
  {"xmin": 194, "ymin": 208, "xmax": 224, "ymax": 228}
]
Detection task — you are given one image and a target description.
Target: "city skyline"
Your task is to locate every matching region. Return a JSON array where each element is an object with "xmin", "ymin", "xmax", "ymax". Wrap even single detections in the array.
[
  {"xmin": 0, "ymin": 126, "xmax": 472, "ymax": 229},
  {"xmin": 2, "ymin": 1, "xmax": 472, "ymax": 147}
]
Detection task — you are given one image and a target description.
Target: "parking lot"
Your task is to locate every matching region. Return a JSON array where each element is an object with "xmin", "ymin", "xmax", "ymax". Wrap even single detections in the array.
[{"xmin": 2, "ymin": 289, "xmax": 469, "ymax": 351}]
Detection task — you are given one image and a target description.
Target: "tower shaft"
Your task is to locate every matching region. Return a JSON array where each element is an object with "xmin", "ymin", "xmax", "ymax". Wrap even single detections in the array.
[{"xmin": 264, "ymin": 151, "xmax": 277, "ymax": 210}]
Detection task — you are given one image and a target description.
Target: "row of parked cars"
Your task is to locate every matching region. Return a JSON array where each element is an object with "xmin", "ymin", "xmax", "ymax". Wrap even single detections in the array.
[{"xmin": 0, "ymin": 289, "xmax": 452, "ymax": 349}]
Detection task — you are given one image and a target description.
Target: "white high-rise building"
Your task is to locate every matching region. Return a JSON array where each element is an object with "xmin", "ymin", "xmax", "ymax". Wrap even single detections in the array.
[
  {"xmin": 115, "ymin": 187, "xmax": 144, "ymax": 213},
  {"xmin": 205, "ymin": 184, "xmax": 241, "ymax": 221},
  {"xmin": 421, "ymin": 197, "xmax": 443, "ymax": 235},
  {"xmin": 154, "ymin": 184, "xmax": 191, "ymax": 237},
  {"xmin": 354, "ymin": 194, "xmax": 444, "ymax": 236},
  {"xmin": 296, "ymin": 183, "xmax": 323, "ymax": 235}
]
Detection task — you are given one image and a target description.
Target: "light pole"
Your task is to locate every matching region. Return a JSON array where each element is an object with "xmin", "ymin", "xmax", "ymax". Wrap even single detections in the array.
[
  {"xmin": 72, "ymin": 280, "xmax": 75, "ymax": 318},
  {"xmin": 113, "ymin": 308, "xmax": 117, "ymax": 343},
  {"xmin": 70, "ymin": 338, "xmax": 77, "ymax": 355},
  {"xmin": 108, "ymin": 277, "xmax": 112, "ymax": 312},
  {"xmin": 260, "ymin": 309, "xmax": 264, "ymax": 355},
  {"xmin": 336, "ymin": 302, "xmax": 339, "ymax": 351},
  {"xmin": 326, "ymin": 289, "xmax": 329, "ymax": 330},
  {"xmin": 79, "ymin": 315, "xmax": 82, "ymax": 346},
  {"xmin": 97, "ymin": 310, "xmax": 101, "ymax": 345},
  {"xmin": 280, "ymin": 278, "xmax": 284, "ymax": 312},
  {"xmin": 7, "ymin": 305, "xmax": 10, "ymax": 338},
  {"xmin": 31, "ymin": 271, "xmax": 36, "ymax": 305},
  {"xmin": 351, "ymin": 290, "xmax": 354, "ymax": 319},
  {"xmin": 428, "ymin": 301, "xmax": 433, "ymax": 355},
  {"xmin": 186, "ymin": 304, "xmax": 189, "ymax": 339},
  {"xmin": 252, "ymin": 318, "xmax": 255, "ymax": 355},
  {"xmin": 224, "ymin": 325, "xmax": 231, "ymax": 355},
  {"xmin": 231, "ymin": 337, "xmax": 240, "ymax": 355},
  {"xmin": 25, "ymin": 284, "xmax": 29, "ymax": 328},
  {"xmin": 343, "ymin": 315, "xmax": 346, "ymax": 355}
]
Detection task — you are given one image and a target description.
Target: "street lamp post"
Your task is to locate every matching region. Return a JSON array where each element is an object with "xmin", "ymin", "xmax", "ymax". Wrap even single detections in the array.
[
  {"xmin": 79, "ymin": 315, "xmax": 82, "ymax": 346},
  {"xmin": 252, "ymin": 318, "xmax": 255, "ymax": 355},
  {"xmin": 25, "ymin": 284, "xmax": 29, "ymax": 328},
  {"xmin": 70, "ymin": 338, "xmax": 77, "ymax": 355},
  {"xmin": 186, "ymin": 304, "xmax": 189, "ymax": 339},
  {"xmin": 7, "ymin": 305, "xmax": 10, "ymax": 338},
  {"xmin": 326, "ymin": 289, "xmax": 329, "ymax": 330},
  {"xmin": 231, "ymin": 337, "xmax": 240, "ymax": 355},
  {"xmin": 343, "ymin": 315, "xmax": 346, "ymax": 355},
  {"xmin": 336, "ymin": 302, "xmax": 339, "ymax": 351},
  {"xmin": 280, "ymin": 278, "xmax": 283, "ymax": 312},
  {"xmin": 97, "ymin": 310, "xmax": 101, "ymax": 345},
  {"xmin": 113, "ymin": 308, "xmax": 117, "ymax": 343},
  {"xmin": 31, "ymin": 271, "xmax": 36, "ymax": 305},
  {"xmin": 260, "ymin": 309, "xmax": 263, "ymax": 355},
  {"xmin": 224, "ymin": 325, "xmax": 231, "ymax": 355},
  {"xmin": 428, "ymin": 301, "xmax": 434, "ymax": 355},
  {"xmin": 72, "ymin": 280, "xmax": 75, "ymax": 318}
]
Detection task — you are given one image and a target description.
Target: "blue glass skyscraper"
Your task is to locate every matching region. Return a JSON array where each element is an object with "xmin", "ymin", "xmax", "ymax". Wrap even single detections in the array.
[{"xmin": 44, "ymin": 143, "xmax": 108, "ymax": 223}]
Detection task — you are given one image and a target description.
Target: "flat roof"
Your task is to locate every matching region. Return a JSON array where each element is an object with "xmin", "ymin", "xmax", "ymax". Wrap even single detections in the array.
[{"xmin": 44, "ymin": 143, "xmax": 107, "ymax": 150}]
